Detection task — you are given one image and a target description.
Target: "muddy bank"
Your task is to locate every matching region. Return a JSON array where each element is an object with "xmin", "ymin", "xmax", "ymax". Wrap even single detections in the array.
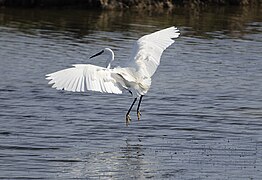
[{"xmin": 0, "ymin": 0, "xmax": 260, "ymax": 9}]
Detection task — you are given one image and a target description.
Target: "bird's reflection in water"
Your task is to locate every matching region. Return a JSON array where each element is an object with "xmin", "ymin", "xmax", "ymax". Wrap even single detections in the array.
[
  {"xmin": 65, "ymin": 138, "xmax": 154, "ymax": 179},
  {"xmin": 116, "ymin": 138, "xmax": 151, "ymax": 178},
  {"xmin": 120, "ymin": 138, "xmax": 145, "ymax": 158},
  {"xmin": 118, "ymin": 138, "xmax": 145, "ymax": 170}
]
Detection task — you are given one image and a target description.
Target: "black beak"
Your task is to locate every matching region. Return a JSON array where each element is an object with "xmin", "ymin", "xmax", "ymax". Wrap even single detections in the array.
[{"xmin": 89, "ymin": 50, "xmax": 104, "ymax": 59}]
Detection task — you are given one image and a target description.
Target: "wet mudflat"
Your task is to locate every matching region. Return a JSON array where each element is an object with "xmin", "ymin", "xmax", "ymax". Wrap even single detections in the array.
[{"xmin": 0, "ymin": 7, "xmax": 261, "ymax": 179}]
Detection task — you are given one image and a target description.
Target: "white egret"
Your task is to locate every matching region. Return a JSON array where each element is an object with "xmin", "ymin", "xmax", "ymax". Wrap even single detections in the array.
[{"xmin": 46, "ymin": 26, "xmax": 180, "ymax": 125}]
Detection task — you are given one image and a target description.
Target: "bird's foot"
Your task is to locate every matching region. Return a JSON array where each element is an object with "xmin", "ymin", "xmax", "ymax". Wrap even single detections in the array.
[
  {"xmin": 126, "ymin": 114, "xmax": 131, "ymax": 126},
  {"xmin": 137, "ymin": 111, "xmax": 141, "ymax": 121}
]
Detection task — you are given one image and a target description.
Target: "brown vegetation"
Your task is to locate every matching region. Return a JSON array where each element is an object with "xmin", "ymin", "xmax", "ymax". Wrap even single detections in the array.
[{"xmin": 0, "ymin": 0, "xmax": 260, "ymax": 9}]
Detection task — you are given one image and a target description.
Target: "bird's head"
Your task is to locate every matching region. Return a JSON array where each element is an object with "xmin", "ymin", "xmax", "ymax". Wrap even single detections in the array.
[
  {"xmin": 89, "ymin": 48, "xmax": 114, "ymax": 59},
  {"xmin": 89, "ymin": 48, "xmax": 115, "ymax": 69}
]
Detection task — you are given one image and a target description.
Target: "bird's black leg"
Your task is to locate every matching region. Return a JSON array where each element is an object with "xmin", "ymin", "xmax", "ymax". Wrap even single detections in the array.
[
  {"xmin": 126, "ymin": 98, "xmax": 137, "ymax": 125},
  {"xmin": 137, "ymin": 95, "xmax": 143, "ymax": 120}
]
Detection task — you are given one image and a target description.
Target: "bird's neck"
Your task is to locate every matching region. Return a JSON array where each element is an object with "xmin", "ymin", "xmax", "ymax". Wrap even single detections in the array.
[{"xmin": 106, "ymin": 50, "xmax": 114, "ymax": 69}]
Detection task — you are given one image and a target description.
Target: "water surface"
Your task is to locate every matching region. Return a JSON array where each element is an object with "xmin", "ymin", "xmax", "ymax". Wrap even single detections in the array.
[{"xmin": 0, "ymin": 7, "xmax": 261, "ymax": 179}]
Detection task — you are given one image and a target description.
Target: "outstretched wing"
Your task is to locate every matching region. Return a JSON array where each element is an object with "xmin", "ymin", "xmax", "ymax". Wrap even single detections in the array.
[
  {"xmin": 46, "ymin": 64, "xmax": 123, "ymax": 94},
  {"xmin": 129, "ymin": 26, "xmax": 180, "ymax": 77}
]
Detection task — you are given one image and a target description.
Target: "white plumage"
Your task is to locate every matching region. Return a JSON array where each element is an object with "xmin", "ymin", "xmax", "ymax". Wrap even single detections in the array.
[
  {"xmin": 129, "ymin": 26, "xmax": 180, "ymax": 77},
  {"xmin": 47, "ymin": 64, "xmax": 122, "ymax": 94},
  {"xmin": 46, "ymin": 26, "xmax": 180, "ymax": 124}
]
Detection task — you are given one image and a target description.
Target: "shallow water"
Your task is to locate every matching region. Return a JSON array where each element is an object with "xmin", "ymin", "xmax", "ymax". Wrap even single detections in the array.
[{"xmin": 0, "ymin": 7, "xmax": 262, "ymax": 179}]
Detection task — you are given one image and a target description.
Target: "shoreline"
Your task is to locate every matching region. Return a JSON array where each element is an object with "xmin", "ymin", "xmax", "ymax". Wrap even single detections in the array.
[{"xmin": 0, "ymin": 0, "xmax": 260, "ymax": 9}]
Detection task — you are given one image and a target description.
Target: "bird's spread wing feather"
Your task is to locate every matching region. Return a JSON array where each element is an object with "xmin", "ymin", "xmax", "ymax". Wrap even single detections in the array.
[
  {"xmin": 46, "ymin": 64, "xmax": 123, "ymax": 94},
  {"xmin": 129, "ymin": 26, "xmax": 180, "ymax": 77}
]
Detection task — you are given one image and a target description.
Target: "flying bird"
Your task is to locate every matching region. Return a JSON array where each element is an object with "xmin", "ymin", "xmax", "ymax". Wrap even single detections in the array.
[{"xmin": 46, "ymin": 26, "xmax": 180, "ymax": 125}]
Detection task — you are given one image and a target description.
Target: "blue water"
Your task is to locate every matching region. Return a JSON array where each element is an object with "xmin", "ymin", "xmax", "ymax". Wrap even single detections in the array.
[{"xmin": 0, "ymin": 8, "xmax": 261, "ymax": 179}]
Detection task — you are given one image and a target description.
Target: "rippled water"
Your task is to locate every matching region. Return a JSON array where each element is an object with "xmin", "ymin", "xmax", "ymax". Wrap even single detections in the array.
[{"xmin": 0, "ymin": 7, "xmax": 262, "ymax": 179}]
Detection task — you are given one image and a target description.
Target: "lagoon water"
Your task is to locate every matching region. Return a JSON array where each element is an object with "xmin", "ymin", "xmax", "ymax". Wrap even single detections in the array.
[{"xmin": 0, "ymin": 7, "xmax": 262, "ymax": 179}]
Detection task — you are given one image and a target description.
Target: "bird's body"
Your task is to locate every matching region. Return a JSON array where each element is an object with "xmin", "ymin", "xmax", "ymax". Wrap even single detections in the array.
[{"xmin": 46, "ymin": 26, "xmax": 180, "ymax": 124}]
